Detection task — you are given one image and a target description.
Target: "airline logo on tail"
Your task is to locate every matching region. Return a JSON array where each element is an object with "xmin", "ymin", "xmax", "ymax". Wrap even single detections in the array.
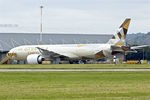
[
  {"xmin": 117, "ymin": 18, "xmax": 131, "ymax": 39},
  {"xmin": 110, "ymin": 18, "xmax": 131, "ymax": 47}
]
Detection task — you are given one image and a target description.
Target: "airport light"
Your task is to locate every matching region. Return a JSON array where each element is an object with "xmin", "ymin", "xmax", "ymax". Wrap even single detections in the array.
[
  {"xmin": 143, "ymin": 49, "xmax": 145, "ymax": 60},
  {"xmin": 40, "ymin": 5, "xmax": 43, "ymax": 45}
]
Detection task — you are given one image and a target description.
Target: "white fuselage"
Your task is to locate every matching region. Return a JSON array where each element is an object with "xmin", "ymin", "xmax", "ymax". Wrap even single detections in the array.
[{"xmin": 8, "ymin": 43, "xmax": 112, "ymax": 61}]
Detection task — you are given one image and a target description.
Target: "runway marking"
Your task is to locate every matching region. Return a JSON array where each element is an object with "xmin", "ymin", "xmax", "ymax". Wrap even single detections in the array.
[{"xmin": 0, "ymin": 68, "xmax": 150, "ymax": 72}]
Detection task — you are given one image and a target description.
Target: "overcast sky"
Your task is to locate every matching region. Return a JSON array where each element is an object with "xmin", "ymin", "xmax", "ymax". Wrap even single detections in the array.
[{"xmin": 0, "ymin": 0, "xmax": 149, "ymax": 34}]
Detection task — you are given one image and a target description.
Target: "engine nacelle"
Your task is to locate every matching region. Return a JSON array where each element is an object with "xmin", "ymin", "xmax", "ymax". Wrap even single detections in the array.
[{"xmin": 27, "ymin": 54, "xmax": 45, "ymax": 64}]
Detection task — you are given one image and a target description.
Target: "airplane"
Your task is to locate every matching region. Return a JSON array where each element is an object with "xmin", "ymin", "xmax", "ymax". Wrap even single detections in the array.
[{"xmin": 6, "ymin": 18, "xmax": 148, "ymax": 64}]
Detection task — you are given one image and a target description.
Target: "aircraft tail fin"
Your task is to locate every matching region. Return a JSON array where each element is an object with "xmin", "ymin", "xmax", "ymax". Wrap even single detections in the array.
[{"xmin": 107, "ymin": 18, "xmax": 131, "ymax": 46}]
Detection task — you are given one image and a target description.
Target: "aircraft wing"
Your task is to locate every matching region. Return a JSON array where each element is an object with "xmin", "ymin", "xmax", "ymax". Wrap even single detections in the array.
[
  {"xmin": 36, "ymin": 47, "xmax": 62, "ymax": 58},
  {"xmin": 36, "ymin": 47, "xmax": 77, "ymax": 58},
  {"xmin": 131, "ymin": 45, "xmax": 149, "ymax": 50}
]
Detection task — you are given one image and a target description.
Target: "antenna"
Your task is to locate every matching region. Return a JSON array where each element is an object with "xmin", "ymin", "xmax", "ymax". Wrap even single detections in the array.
[{"xmin": 40, "ymin": 5, "xmax": 43, "ymax": 45}]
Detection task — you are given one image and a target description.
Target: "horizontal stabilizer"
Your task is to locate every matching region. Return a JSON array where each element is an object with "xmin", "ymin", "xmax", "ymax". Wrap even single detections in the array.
[{"xmin": 131, "ymin": 45, "xmax": 150, "ymax": 50}]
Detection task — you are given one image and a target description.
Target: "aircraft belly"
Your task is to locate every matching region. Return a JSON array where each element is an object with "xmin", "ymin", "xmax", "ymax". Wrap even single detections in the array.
[{"xmin": 75, "ymin": 48, "xmax": 94, "ymax": 58}]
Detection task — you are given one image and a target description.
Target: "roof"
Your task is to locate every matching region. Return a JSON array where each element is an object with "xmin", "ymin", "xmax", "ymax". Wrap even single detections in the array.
[{"xmin": 0, "ymin": 33, "xmax": 112, "ymax": 51}]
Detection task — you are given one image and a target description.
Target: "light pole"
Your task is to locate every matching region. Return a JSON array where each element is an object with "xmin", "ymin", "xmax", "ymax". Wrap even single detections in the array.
[
  {"xmin": 40, "ymin": 5, "xmax": 43, "ymax": 45},
  {"xmin": 143, "ymin": 48, "xmax": 144, "ymax": 60}
]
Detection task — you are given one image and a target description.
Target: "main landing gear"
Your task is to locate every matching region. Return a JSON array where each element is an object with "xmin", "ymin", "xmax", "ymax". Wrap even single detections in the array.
[{"xmin": 69, "ymin": 60, "xmax": 87, "ymax": 64}]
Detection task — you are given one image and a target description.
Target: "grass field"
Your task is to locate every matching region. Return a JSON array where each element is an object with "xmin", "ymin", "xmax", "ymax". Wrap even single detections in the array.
[
  {"xmin": 0, "ymin": 64, "xmax": 150, "ymax": 69},
  {"xmin": 0, "ymin": 72, "xmax": 150, "ymax": 99}
]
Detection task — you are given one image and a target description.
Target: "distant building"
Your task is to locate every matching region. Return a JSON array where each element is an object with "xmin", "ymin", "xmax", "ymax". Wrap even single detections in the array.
[{"xmin": 0, "ymin": 33, "xmax": 112, "ymax": 51}]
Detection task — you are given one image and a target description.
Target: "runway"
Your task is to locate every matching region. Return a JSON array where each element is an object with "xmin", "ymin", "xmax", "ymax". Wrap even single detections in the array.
[{"xmin": 0, "ymin": 68, "xmax": 150, "ymax": 72}]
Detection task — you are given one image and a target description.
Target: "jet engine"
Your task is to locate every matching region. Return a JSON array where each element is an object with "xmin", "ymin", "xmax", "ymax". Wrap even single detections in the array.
[{"xmin": 27, "ymin": 54, "xmax": 45, "ymax": 64}]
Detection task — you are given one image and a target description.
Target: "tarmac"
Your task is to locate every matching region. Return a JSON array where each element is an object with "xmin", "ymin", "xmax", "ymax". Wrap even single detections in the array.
[{"xmin": 0, "ymin": 68, "xmax": 150, "ymax": 72}]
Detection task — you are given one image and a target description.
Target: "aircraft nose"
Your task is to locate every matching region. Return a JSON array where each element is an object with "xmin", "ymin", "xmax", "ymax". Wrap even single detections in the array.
[
  {"xmin": 9, "ymin": 48, "xmax": 14, "ymax": 53},
  {"xmin": 7, "ymin": 48, "xmax": 17, "ymax": 58},
  {"xmin": 8, "ymin": 48, "xmax": 16, "ymax": 53}
]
